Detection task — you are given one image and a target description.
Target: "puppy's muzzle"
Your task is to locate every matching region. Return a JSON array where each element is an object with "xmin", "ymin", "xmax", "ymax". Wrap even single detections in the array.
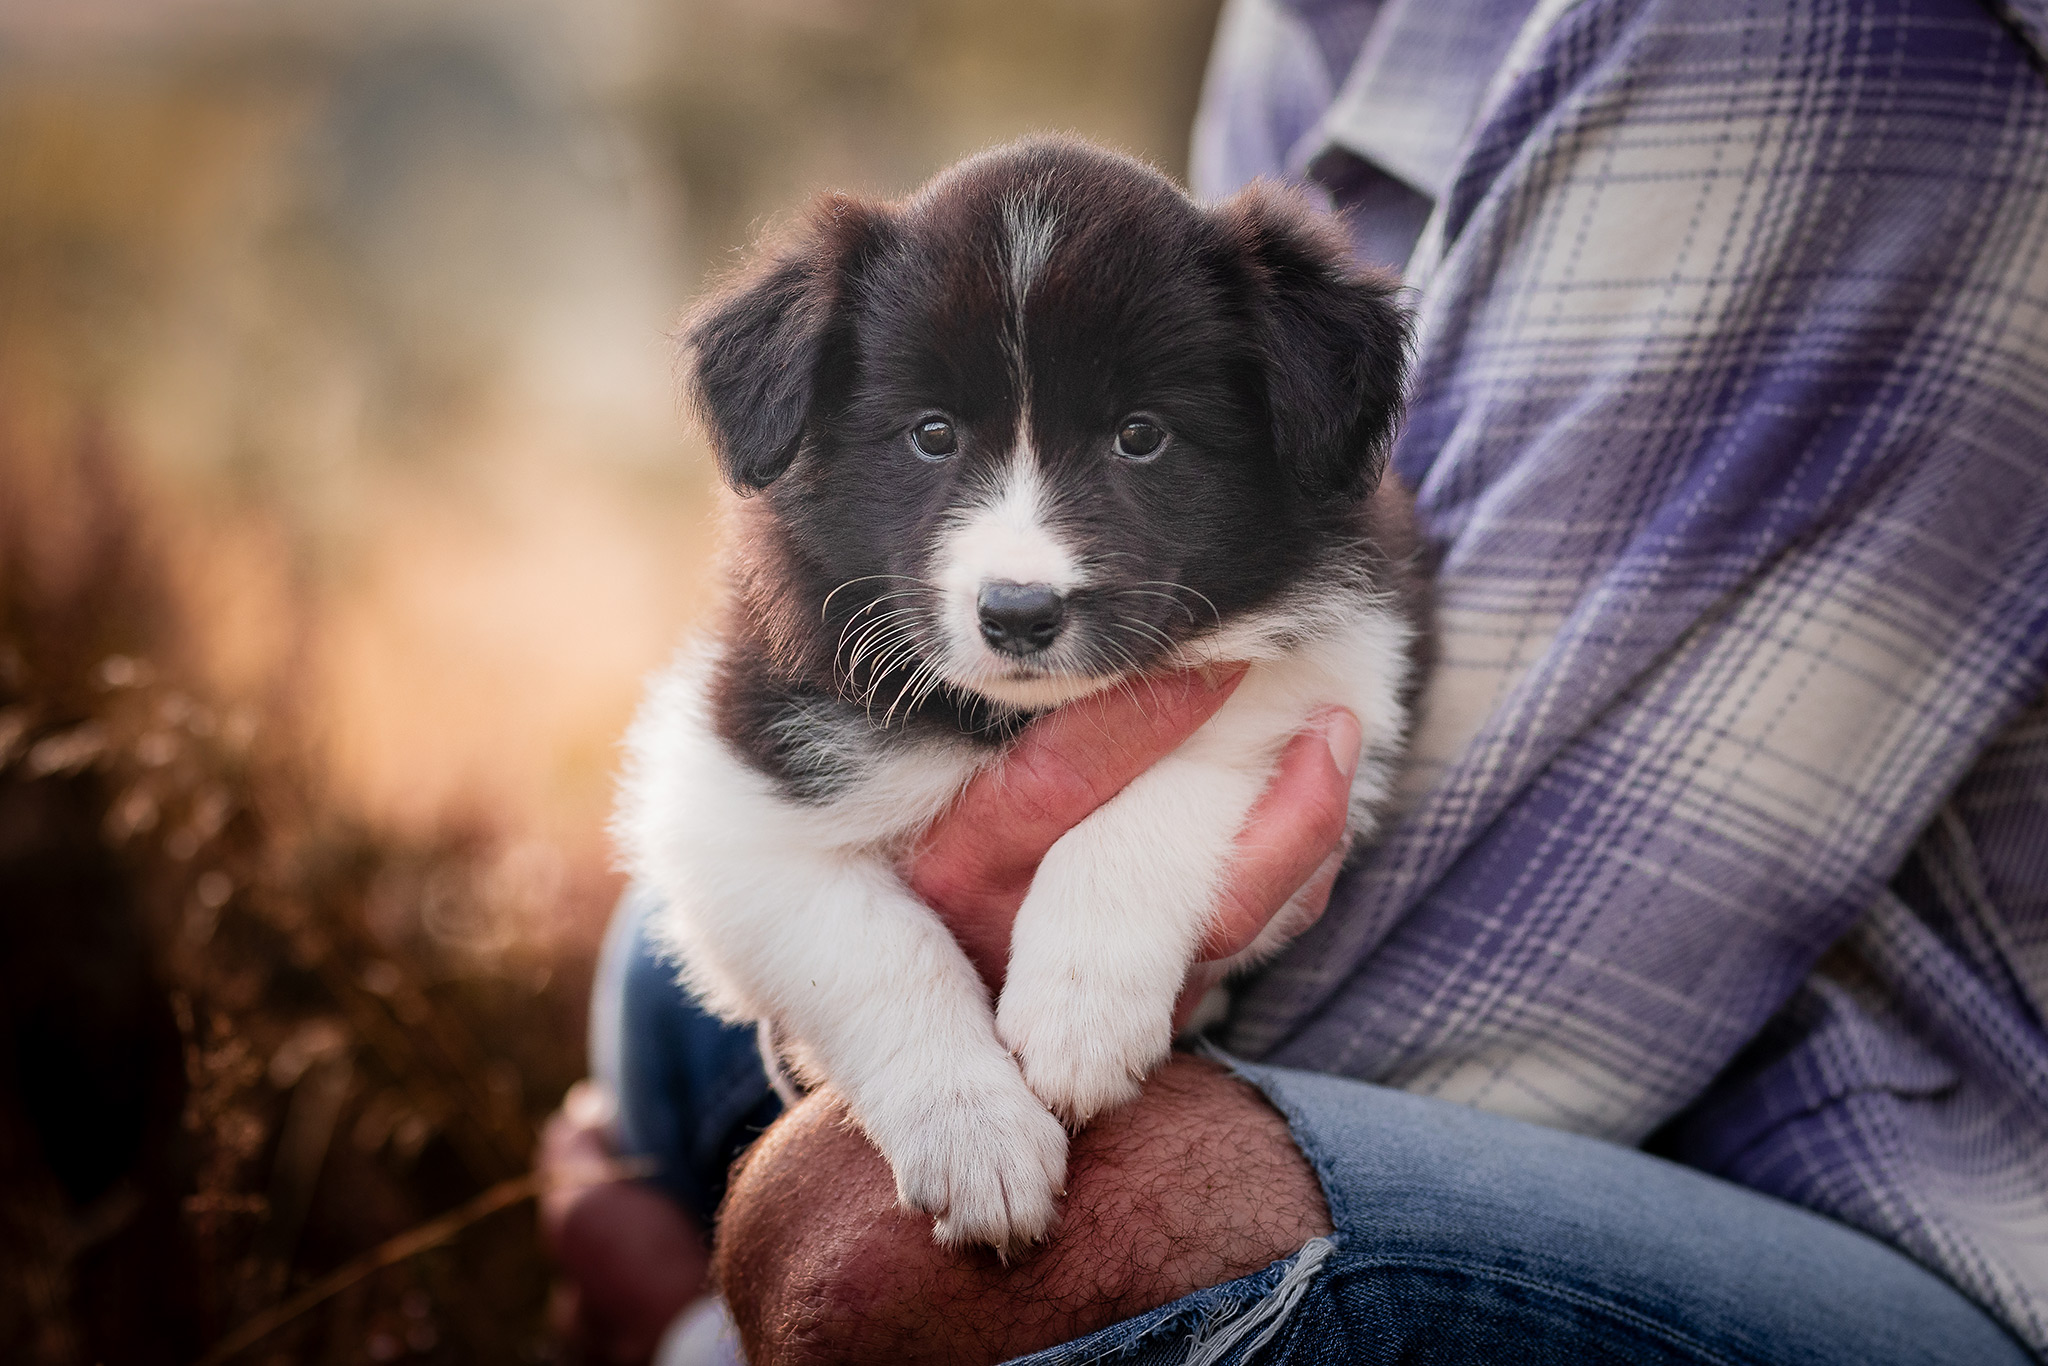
[{"xmin": 978, "ymin": 581, "xmax": 1065, "ymax": 656}]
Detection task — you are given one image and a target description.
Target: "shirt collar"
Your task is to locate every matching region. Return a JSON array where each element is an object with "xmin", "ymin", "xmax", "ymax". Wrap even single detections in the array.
[{"xmin": 1287, "ymin": 0, "xmax": 1545, "ymax": 198}]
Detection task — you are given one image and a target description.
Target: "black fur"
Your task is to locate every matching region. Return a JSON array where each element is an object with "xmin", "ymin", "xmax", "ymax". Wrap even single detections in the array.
[
  {"xmin": 683, "ymin": 139, "xmax": 1414, "ymax": 795},
  {"xmin": 1220, "ymin": 186, "xmax": 1409, "ymax": 500},
  {"xmin": 688, "ymin": 194, "xmax": 896, "ymax": 493}
]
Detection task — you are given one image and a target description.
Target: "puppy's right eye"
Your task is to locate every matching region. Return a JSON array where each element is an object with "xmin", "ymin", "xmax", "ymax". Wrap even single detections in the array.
[
  {"xmin": 910, "ymin": 417, "xmax": 958, "ymax": 460},
  {"xmin": 1114, "ymin": 417, "xmax": 1167, "ymax": 461}
]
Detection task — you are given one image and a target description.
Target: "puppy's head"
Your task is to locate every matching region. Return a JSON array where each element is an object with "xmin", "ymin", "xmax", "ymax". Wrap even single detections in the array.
[{"xmin": 688, "ymin": 139, "xmax": 1408, "ymax": 714}]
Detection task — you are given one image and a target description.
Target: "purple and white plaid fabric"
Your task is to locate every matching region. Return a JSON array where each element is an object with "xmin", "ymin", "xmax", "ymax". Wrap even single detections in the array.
[{"xmin": 1195, "ymin": 0, "xmax": 2048, "ymax": 1351}]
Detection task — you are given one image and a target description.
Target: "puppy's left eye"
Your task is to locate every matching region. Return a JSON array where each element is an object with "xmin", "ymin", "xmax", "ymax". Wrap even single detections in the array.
[
  {"xmin": 911, "ymin": 417, "xmax": 958, "ymax": 460},
  {"xmin": 1114, "ymin": 418, "xmax": 1167, "ymax": 461}
]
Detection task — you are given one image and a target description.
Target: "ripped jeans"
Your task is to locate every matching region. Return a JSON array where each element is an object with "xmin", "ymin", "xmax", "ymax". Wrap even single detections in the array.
[{"xmin": 593, "ymin": 889, "xmax": 2033, "ymax": 1366}]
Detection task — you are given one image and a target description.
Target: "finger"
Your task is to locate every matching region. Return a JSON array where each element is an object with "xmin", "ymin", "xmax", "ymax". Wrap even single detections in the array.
[
  {"xmin": 1290, "ymin": 844, "xmax": 1348, "ymax": 929},
  {"xmin": 1199, "ymin": 709, "xmax": 1361, "ymax": 963},
  {"xmin": 911, "ymin": 665, "xmax": 1246, "ymax": 907},
  {"xmin": 1172, "ymin": 844, "xmax": 1340, "ymax": 1029},
  {"xmin": 539, "ymin": 1083, "xmax": 622, "ymax": 1241}
]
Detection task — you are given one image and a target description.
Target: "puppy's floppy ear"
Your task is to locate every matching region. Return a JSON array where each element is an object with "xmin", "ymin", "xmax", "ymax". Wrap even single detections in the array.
[
  {"xmin": 1217, "ymin": 183, "xmax": 1410, "ymax": 500},
  {"xmin": 685, "ymin": 193, "xmax": 894, "ymax": 493}
]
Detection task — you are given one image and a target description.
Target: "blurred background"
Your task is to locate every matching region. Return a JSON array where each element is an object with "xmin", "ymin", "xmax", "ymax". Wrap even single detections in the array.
[{"xmin": 0, "ymin": 1, "xmax": 1221, "ymax": 1360}]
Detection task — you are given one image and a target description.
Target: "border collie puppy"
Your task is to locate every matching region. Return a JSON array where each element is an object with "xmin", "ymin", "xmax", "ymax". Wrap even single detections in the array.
[{"xmin": 617, "ymin": 139, "xmax": 1418, "ymax": 1251}]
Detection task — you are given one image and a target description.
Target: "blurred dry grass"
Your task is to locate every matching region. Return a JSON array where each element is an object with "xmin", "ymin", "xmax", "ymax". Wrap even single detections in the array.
[
  {"xmin": 0, "ymin": 1, "xmax": 1219, "ymax": 1360},
  {"xmin": 1, "ymin": 434, "xmax": 610, "ymax": 1363}
]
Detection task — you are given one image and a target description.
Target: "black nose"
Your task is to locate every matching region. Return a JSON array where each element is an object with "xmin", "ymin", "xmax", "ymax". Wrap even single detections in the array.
[{"xmin": 978, "ymin": 582, "xmax": 1065, "ymax": 655}]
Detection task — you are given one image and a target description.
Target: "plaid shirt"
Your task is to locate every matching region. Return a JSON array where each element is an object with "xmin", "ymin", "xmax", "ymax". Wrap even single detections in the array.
[{"xmin": 1195, "ymin": 0, "xmax": 2048, "ymax": 1352}]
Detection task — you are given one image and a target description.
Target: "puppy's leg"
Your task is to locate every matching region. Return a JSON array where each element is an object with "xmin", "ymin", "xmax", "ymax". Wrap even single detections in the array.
[
  {"xmin": 995, "ymin": 755, "xmax": 1261, "ymax": 1124},
  {"xmin": 668, "ymin": 851, "xmax": 1069, "ymax": 1251}
]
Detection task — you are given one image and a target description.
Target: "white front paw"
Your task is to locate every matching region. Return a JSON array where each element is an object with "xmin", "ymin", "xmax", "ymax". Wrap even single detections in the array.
[
  {"xmin": 996, "ymin": 969, "xmax": 1175, "ymax": 1126},
  {"xmin": 872, "ymin": 1070, "xmax": 1069, "ymax": 1253}
]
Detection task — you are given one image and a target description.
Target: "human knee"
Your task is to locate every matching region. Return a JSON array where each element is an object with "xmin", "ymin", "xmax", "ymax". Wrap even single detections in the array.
[{"xmin": 714, "ymin": 1056, "xmax": 1331, "ymax": 1366}]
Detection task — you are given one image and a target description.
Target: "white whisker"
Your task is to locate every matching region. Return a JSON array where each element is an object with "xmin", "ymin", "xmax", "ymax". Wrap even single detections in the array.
[{"xmin": 821, "ymin": 573, "xmax": 928, "ymax": 621}]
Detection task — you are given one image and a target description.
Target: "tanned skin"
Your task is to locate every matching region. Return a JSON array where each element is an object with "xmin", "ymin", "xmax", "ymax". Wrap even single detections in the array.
[
  {"xmin": 544, "ymin": 671, "xmax": 1350, "ymax": 1364},
  {"xmin": 719, "ymin": 1057, "xmax": 1331, "ymax": 1365}
]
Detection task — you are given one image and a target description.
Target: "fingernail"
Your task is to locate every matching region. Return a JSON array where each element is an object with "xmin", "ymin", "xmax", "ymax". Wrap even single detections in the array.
[{"xmin": 1323, "ymin": 708, "xmax": 1362, "ymax": 778}]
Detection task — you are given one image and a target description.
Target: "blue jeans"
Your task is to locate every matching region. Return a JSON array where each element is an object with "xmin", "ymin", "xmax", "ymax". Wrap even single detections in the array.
[{"xmin": 593, "ymin": 891, "xmax": 2034, "ymax": 1365}]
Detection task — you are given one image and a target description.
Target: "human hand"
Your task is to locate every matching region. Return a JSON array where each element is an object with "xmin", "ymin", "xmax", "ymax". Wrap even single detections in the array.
[
  {"xmin": 538, "ymin": 1082, "xmax": 708, "ymax": 1366},
  {"xmin": 904, "ymin": 667, "xmax": 1361, "ymax": 1027}
]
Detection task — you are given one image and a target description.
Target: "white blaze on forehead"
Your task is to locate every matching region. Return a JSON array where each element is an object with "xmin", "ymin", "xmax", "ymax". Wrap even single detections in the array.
[
  {"xmin": 1002, "ymin": 193, "xmax": 1060, "ymax": 312},
  {"xmin": 999, "ymin": 193, "xmax": 1059, "ymax": 471}
]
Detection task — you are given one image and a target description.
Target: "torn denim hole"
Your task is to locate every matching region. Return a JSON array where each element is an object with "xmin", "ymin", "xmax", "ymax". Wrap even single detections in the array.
[{"xmin": 1181, "ymin": 1235, "xmax": 1335, "ymax": 1365}]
